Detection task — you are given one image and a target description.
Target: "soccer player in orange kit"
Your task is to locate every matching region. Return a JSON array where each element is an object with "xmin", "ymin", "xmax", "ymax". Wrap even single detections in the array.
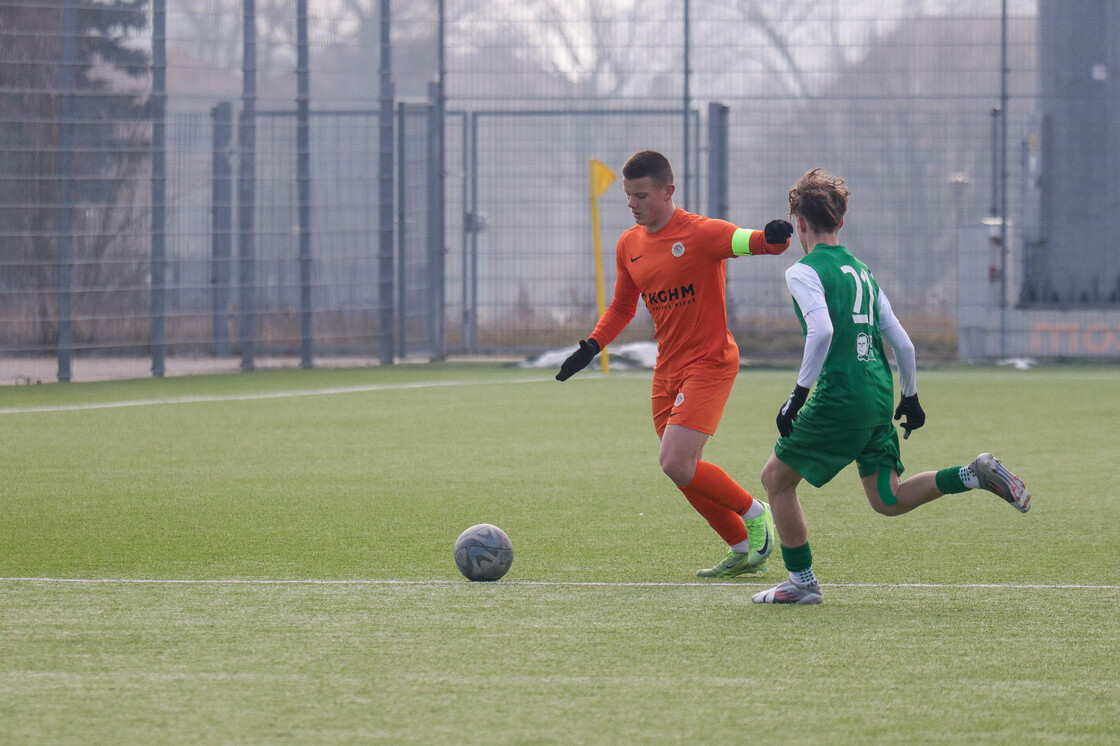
[{"xmin": 556, "ymin": 150, "xmax": 794, "ymax": 577}]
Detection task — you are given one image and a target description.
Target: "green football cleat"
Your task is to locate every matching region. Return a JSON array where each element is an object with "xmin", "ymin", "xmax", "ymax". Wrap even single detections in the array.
[
  {"xmin": 743, "ymin": 500, "xmax": 776, "ymax": 569},
  {"xmin": 696, "ymin": 502, "xmax": 775, "ymax": 577},
  {"xmin": 696, "ymin": 549, "xmax": 762, "ymax": 578}
]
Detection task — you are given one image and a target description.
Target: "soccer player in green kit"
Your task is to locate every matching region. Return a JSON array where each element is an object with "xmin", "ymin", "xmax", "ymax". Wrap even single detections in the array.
[{"xmin": 752, "ymin": 168, "xmax": 1031, "ymax": 605}]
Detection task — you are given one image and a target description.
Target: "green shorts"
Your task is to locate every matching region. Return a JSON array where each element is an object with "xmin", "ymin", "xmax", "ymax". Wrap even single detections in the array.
[{"xmin": 774, "ymin": 407, "xmax": 904, "ymax": 488}]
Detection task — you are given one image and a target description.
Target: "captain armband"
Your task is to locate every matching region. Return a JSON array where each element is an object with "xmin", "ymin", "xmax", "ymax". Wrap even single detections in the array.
[
  {"xmin": 731, "ymin": 228, "xmax": 788, "ymax": 256},
  {"xmin": 731, "ymin": 228, "xmax": 759, "ymax": 256}
]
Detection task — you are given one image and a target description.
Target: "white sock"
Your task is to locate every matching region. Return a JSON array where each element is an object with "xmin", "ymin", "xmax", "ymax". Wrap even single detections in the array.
[
  {"xmin": 790, "ymin": 567, "xmax": 816, "ymax": 586},
  {"xmin": 742, "ymin": 500, "xmax": 766, "ymax": 520},
  {"xmin": 730, "ymin": 501, "xmax": 767, "ymax": 552},
  {"xmin": 960, "ymin": 465, "xmax": 980, "ymax": 489}
]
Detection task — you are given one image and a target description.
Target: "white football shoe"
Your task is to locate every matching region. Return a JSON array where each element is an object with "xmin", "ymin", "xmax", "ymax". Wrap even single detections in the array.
[{"xmin": 971, "ymin": 453, "xmax": 1030, "ymax": 513}]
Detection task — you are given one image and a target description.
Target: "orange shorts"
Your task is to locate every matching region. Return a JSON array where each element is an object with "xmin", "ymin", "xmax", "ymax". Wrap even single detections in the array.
[{"xmin": 651, "ymin": 371, "xmax": 737, "ymax": 437}]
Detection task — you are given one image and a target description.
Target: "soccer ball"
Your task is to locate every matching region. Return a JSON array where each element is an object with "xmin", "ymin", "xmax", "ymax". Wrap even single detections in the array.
[{"xmin": 453, "ymin": 523, "xmax": 513, "ymax": 581}]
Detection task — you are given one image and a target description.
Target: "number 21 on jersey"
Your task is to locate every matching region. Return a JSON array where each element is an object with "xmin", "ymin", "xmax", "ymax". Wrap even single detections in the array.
[{"xmin": 841, "ymin": 265, "xmax": 875, "ymax": 326}]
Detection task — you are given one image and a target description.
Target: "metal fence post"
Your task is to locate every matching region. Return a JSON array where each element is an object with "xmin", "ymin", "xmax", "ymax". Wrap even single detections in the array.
[
  {"xmin": 57, "ymin": 0, "xmax": 77, "ymax": 383},
  {"xmin": 466, "ymin": 111, "xmax": 479, "ymax": 352},
  {"xmin": 459, "ymin": 112, "xmax": 471, "ymax": 353},
  {"xmin": 427, "ymin": 82, "xmax": 446, "ymax": 360},
  {"xmin": 378, "ymin": 0, "xmax": 395, "ymax": 365},
  {"xmin": 150, "ymin": 0, "xmax": 167, "ymax": 377},
  {"xmin": 211, "ymin": 102, "xmax": 233, "ymax": 357},
  {"xmin": 708, "ymin": 102, "xmax": 732, "ymax": 323},
  {"xmin": 707, "ymin": 103, "xmax": 729, "ymax": 220},
  {"xmin": 682, "ymin": 0, "xmax": 691, "ymax": 211},
  {"xmin": 430, "ymin": 1, "xmax": 447, "ymax": 360},
  {"xmin": 238, "ymin": 0, "xmax": 257, "ymax": 372},
  {"xmin": 396, "ymin": 101, "xmax": 407, "ymax": 358},
  {"xmin": 296, "ymin": 0, "xmax": 313, "ymax": 368}
]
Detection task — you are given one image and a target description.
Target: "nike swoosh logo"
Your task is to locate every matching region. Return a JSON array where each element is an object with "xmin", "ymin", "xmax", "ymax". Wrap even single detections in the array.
[
  {"xmin": 757, "ymin": 524, "xmax": 771, "ymax": 557},
  {"xmin": 630, "ymin": 255, "xmax": 642, "ymax": 263}
]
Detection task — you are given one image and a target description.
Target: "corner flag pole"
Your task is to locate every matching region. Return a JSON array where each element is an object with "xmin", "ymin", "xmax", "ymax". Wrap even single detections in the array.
[{"xmin": 588, "ymin": 159, "xmax": 616, "ymax": 375}]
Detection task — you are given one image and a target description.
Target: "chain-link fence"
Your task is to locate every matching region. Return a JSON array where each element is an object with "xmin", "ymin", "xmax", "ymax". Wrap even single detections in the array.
[{"xmin": 3, "ymin": 0, "xmax": 1118, "ymax": 383}]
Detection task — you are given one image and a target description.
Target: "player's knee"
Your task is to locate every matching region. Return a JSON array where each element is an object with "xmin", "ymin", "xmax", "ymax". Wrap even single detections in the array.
[
  {"xmin": 760, "ymin": 459, "xmax": 781, "ymax": 495},
  {"xmin": 870, "ymin": 468, "xmax": 903, "ymax": 515},
  {"xmin": 870, "ymin": 498, "xmax": 903, "ymax": 516},
  {"xmin": 659, "ymin": 451, "xmax": 693, "ymax": 486}
]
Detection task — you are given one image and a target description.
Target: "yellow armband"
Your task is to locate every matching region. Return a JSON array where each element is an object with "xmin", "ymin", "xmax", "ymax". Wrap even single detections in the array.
[
  {"xmin": 732, "ymin": 227, "xmax": 790, "ymax": 256},
  {"xmin": 731, "ymin": 228, "xmax": 757, "ymax": 256}
]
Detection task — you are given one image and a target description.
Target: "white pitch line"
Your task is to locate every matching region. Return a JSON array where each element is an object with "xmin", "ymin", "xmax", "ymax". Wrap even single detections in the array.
[
  {"xmin": 1, "ymin": 577, "xmax": 1116, "ymax": 590},
  {"xmin": 0, "ymin": 376, "xmax": 556, "ymax": 415}
]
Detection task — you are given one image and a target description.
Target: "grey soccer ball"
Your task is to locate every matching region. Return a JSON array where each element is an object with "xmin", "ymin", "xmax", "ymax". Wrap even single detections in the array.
[{"xmin": 454, "ymin": 523, "xmax": 513, "ymax": 581}]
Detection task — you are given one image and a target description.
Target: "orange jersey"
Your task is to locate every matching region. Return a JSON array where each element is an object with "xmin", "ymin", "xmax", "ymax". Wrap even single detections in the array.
[{"xmin": 591, "ymin": 209, "xmax": 739, "ymax": 378}]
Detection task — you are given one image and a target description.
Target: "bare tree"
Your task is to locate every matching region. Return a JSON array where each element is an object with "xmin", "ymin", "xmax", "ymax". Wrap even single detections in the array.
[{"xmin": 0, "ymin": 0, "xmax": 151, "ymax": 349}]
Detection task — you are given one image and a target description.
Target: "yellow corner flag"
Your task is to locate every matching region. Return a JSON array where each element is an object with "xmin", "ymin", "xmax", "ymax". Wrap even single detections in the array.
[
  {"xmin": 588, "ymin": 159, "xmax": 617, "ymax": 374},
  {"xmin": 590, "ymin": 158, "xmax": 616, "ymax": 199}
]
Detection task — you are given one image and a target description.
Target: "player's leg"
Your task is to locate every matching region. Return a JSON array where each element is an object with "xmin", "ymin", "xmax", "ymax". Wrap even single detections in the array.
[
  {"xmin": 759, "ymin": 451, "xmax": 807, "ymax": 547},
  {"xmin": 653, "ymin": 376, "xmax": 773, "ymax": 576},
  {"xmin": 861, "ymin": 468, "xmax": 943, "ymax": 516},
  {"xmin": 657, "ymin": 421, "xmax": 708, "ymax": 487},
  {"xmin": 660, "ymin": 424, "xmax": 773, "ymax": 576},
  {"xmin": 856, "ymin": 424, "xmax": 942, "ymax": 516},
  {"xmin": 862, "ymin": 460, "xmax": 1029, "ymax": 516},
  {"xmin": 858, "ymin": 426, "xmax": 1029, "ymax": 514},
  {"xmin": 887, "ymin": 456, "xmax": 1028, "ymax": 514},
  {"xmin": 752, "ymin": 413, "xmax": 859, "ymax": 604},
  {"xmin": 753, "ymin": 454, "xmax": 821, "ymax": 604},
  {"xmin": 658, "ymin": 423, "xmax": 749, "ymax": 547}
]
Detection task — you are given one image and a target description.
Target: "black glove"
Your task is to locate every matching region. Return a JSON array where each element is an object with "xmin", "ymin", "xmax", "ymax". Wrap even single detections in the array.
[
  {"xmin": 764, "ymin": 219, "xmax": 794, "ymax": 245},
  {"xmin": 555, "ymin": 338, "xmax": 600, "ymax": 381},
  {"xmin": 893, "ymin": 393, "xmax": 925, "ymax": 440},
  {"xmin": 776, "ymin": 385, "xmax": 810, "ymax": 438}
]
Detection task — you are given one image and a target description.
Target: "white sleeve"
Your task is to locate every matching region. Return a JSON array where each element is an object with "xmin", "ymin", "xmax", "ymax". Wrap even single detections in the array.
[
  {"xmin": 786, "ymin": 263, "xmax": 827, "ymax": 315},
  {"xmin": 877, "ymin": 289, "xmax": 917, "ymax": 397},
  {"xmin": 785, "ymin": 264, "xmax": 832, "ymax": 389},
  {"xmin": 797, "ymin": 308, "xmax": 833, "ymax": 388}
]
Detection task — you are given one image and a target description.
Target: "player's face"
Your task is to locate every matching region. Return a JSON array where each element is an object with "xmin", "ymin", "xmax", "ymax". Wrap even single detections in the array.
[{"xmin": 624, "ymin": 176, "xmax": 675, "ymax": 230}]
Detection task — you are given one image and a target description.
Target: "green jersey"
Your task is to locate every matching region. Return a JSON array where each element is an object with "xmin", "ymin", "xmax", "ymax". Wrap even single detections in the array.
[{"xmin": 786, "ymin": 244, "xmax": 894, "ymax": 428}]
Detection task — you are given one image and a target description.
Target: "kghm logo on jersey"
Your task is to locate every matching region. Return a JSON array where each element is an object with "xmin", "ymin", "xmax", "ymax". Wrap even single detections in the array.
[
  {"xmin": 671, "ymin": 241, "xmax": 686, "ymax": 257},
  {"xmin": 856, "ymin": 332, "xmax": 875, "ymax": 362},
  {"xmin": 642, "ymin": 284, "xmax": 695, "ymax": 308}
]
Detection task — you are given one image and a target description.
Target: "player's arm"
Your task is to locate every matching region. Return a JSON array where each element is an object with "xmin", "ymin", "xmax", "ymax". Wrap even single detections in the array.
[
  {"xmin": 730, "ymin": 220, "xmax": 793, "ymax": 257},
  {"xmin": 556, "ymin": 246, "xmax": 640, "ymax": 382},
  {"xmin": 878, "ymin": 289, "xmax": 925, "ymax": 438},
  {"xmin": 776, "ymin": 264, "xmax": 831, "ymax": 436}
]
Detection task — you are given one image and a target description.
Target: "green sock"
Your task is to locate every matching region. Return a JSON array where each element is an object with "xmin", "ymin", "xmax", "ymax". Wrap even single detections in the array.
[
  {"xmin": 781, "ymin": 542, "xmax": 813, "ymax": 572},
  {"xmin": 935, "ymin": 466, "xmax": 969, "ymax": 494},
  {"xmin": 781, "ymin": 543, "xmax": 816, "ymax": 585}
]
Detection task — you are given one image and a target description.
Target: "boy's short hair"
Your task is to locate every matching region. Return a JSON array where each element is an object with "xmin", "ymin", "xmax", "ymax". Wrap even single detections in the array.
[
  {"xmin": 622, "ymin": 150, "xmax": 674, "ymax": 187},
  {"xmin": 788, "ymin": 168, "xmax": 850, "ymax": 232}
]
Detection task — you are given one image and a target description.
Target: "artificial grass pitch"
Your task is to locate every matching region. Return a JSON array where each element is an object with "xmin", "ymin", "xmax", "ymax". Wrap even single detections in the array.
[{"xmin": 1, "ymin": 363, "xmax": 1117, "ymax": 743}]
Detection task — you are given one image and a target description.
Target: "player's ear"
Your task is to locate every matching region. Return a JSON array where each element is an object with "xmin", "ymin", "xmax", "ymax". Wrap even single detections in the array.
[{"xmin": 663, "ymin": 183, "xmax": 675, "ymax": 201}]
